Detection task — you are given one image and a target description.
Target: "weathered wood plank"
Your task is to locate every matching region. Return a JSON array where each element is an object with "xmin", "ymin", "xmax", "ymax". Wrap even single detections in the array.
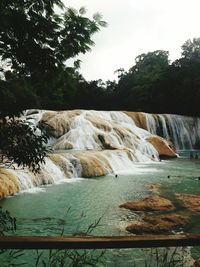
[{"xmin": 0, "ymin": 235, "xmax": 200, "ymax": 249}]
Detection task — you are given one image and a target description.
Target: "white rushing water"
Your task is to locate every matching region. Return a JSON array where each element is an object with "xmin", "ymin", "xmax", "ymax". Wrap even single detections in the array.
[
  {"xmin": 145, "ymin": 113, "xmax": 200, "ymax": 149},
  {"xmin": 3, "ymin": 109, "xmax": 198, "ymax": 196}
]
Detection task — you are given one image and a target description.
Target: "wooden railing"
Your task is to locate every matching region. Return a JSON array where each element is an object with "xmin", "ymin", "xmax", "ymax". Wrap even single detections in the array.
[{"xmin": 0, "ymin": 234, "xmax": 200, "ymax": 249}]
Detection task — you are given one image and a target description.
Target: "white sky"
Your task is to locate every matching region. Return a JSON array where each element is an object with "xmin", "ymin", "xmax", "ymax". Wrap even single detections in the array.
[{"xmin": 64, "ymin": 0, "xmax": 200, "ymax": 81}]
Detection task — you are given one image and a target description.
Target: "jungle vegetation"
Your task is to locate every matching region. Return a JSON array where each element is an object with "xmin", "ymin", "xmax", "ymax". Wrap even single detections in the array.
[{"xmin": 0, "ymin": 0, "xmax": 200, "ymax": 170}]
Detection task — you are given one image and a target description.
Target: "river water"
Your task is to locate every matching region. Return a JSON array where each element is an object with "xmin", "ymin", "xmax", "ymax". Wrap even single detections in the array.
[{"xmin": 0, "ymin": 151, "xmax": 200, "ymax": 266}]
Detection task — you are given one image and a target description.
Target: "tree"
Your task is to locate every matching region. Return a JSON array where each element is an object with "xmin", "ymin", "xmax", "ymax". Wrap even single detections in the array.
[
  {"xmin": 0, "ymin": 0, "xmax": 107, "ymax": 112},
  {"xmin": 0, "ymin": 1, "xmax": 107, "ymax": 79},
  {"xmin": 0, "ymin": 1, "xmax": 107, "ymax": 171},
  {"xmin": 168, "ymin": 38, "xmax": 200, "ymax": 116},
  {"xmin": 181, "ymin": 37, "xmax": 200, "ymax": 61},
  {"xmin": 0, "ymin": 207, "xmax": 16, "ymax": 236},
  {"xmin": 0, "ymin": 118, "xmax": 52, "ymax": 173},
  {"xmin": 114, "ymin": 50, "xmax": 170, "ymax": 111},
  {"xmin": 130, "ymin": 50, "xmax": 169, "ymax": 83}
]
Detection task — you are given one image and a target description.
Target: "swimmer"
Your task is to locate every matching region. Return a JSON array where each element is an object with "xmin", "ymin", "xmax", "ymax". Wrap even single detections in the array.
[{"xmin": 115, "ymin": 174, "xmax": 118, "ymax": 178}]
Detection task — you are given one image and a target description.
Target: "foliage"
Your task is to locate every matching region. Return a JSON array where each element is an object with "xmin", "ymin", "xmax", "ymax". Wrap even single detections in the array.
[
  {"xmin": 0, "ymin": 0, "xmax": 107, "ymax": 113},
  {"xmin": 66, "ymin": 37, "xmax": 200, "ymax": 117},
  {"xmin": 0, "ymin": 209, "xmax": 106, "ymax": 267},
  {"xmin": 143, "ymin": 247, "xmax": 192, "ymax": 267},
  {"xmin": 181, "ymin": 37, "xmax": 200, "ymax": 61},
  {"xmin": 0, "ymin": 207, "xmax": 20, "ymax": 266},
  {"xmin": 0, "ymin": 207, "xmax": 16, "ymax": 236},
  {"xmin": 90, "ymin": 38, "xmax": 200, "ymax": 116},
  {"xmin": 0, "ymin": 0, "xmax": 107, "ymax": 170},
  {"xmin": 0, "ymin": 0, "xmax": 106, "ymax": 78},
  {"xmin": 32, "ymin": 247, "xmax": 106, "ymax": 267},
  {"xmin": 0, "ymin": 118, "xmax": 51, "ymax": 172},
  {"xmin": 0, "ymin": 78, "xmax": 38, "ymax": 116},
  {"xmin": 1, "ymin": 3, "xmax": 200, "ymax": 117}
]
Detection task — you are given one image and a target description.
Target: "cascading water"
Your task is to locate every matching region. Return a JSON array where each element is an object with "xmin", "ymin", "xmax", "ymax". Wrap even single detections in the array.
[
  {"xmin": 145, "ymin": 113, "xmax": 200, "ymax": 150},
  {"xmin": 0, "ymin": 110, "xmax": 179, "ymax": 198}
]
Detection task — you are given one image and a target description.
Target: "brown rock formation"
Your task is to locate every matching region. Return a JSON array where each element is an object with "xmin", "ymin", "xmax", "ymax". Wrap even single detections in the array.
[
  {"xmin": 49, "ymin": 154, "xmax": 72, "ymax": 177},
  {"xmin": 124, "ymin": 111, "xmax": 147, "ymax": 129},
  {"xmin": 126, "ymin": 214, "xmax": 188, "ymax": 234},
  {"xmin": 98, "ymin": 134, "xmax": 118, "ymax": 150},
  {"xmin": 0, "ymin": 169, "xmax": 20, "ymax": 199},
  {"xmin": 41, "ymin": 110, "xmax": 81, "ymax": 137},
  {"xmin": 147, "ymin": 135, "xmax": 177, "ymax": 158},
  {"xmin": 175, "ymin": 193, "xmax": 200, "ymax": 212},
  {"xmin": 148, "ymin": 184, "xmax": 161, "ymax": 194},
  {"xmin": 74, "ymin": 151, "xmax": 112, "ymax": 177},
  {"xmin": 53, "ymin": 136, "xmax": 73, "ymax": 150},
  {"xmin": 85, "ymin": 114, "xmax": 112, "ymax": 132},
  {"xmin": 119, "ymin": 195, "xmax": 175, "ymax": 211}
]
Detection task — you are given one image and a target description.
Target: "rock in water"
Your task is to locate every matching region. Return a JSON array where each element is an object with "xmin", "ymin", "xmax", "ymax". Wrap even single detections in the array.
[
  {"xmin": 119, "ymin": 195, "xmax": 175, "ymax": 211},
  {"xmin": 126, "ymin": 214, "xmax": 188, "ymax": 234},
  {"xmin": 175, "ymin": 193, "xmax": 200, "ymax": 212}
]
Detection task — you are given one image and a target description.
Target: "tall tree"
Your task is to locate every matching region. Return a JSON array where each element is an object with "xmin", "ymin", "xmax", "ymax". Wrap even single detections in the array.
[
  {"xmin": 0, "ymin": 1, "xmax": 107, "ymax": 171},
  {"xmin": 181, "ymin": 37, "xmax": 200, "ymax": 61},
  {"xmin": 0, "ymin": 1, "xmax": 106, "ymax": 79},
  {"xmin": 115, "ymin": 50, "xmax": 169, "ymax": 111}
]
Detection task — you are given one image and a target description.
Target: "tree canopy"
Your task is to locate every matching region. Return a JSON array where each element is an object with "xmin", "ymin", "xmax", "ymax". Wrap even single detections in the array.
[
  {"xmin": 100, "ymin": 38, "xmax": 200, "ymax": 116},
  {"xmin": 0, "ymin": 1, "xmax": 106, "ymax": 78},
  {"xmin": 0, "ymin": 0, "xmax": 106, "ymax": 171},
  {"xmin": 0, "ymin": 0, "xmax": 107, "ymax": 112}
]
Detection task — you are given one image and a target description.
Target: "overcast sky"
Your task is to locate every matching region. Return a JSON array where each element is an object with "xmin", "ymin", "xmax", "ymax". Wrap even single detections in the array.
[{"xmin": 64, "ymin": 0, "xmax": 200, "ymax": 81}]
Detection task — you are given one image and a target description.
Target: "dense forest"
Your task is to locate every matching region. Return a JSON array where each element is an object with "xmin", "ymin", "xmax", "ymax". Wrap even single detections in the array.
[{"xmin": 0, "ymin": 0, "xmax": 200, "ymax": 117}]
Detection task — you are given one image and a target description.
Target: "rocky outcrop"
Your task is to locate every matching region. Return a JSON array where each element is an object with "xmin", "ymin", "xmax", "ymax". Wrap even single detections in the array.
[
  {"xmin": 124, "ymin": 111, "xmax": 147, "ymax": 129},
  {"xmin": 175, "ymin": 194, "xmax": 200, "ymax": 212},
  {"xmin": 119, "ymin": 195, "xmax": 175, "ymax": 211},
  {"xmin": 25, "ymin": 109, "xmax": 178, "ymax": 160},
  {"xmin": 97, "ymin": 134, "xmax": 118, "ymax": 150},
  {"xmin": 148, "ymin": 184, "xmax": 161, "ymax": 194},
  {"xmin": 0, "ymin": 169, "xmax": 20, "ymax": 198},
  {"xmin": 85, "ymin": 113, "xmax": 112, "ymax": 132},
  {"xmin": 147, "ymin": 135, "xmax": 177, "ymax": 158},
  {"xmin": 0, "ymin": 109, "xmax": 194, "ymax": 199},
  {"xmin": 126, "ymin": 214, "xmax": 188, "ymax": 234},
  {"xmin": 73, "ymin": 150, "xmax": 112, "ymax": 177},
  {"xmin": 41, "ymin": 110, "xmax": 81, "ymax": 137}
]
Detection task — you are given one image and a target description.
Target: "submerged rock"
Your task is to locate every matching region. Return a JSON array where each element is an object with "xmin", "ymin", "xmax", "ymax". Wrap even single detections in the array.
[
  {"xmin": 148, "ymin": 184, "xmax": 161, "ymax": 194},
  {"xmin": 126, "ymin": 214, "xmax": 188, "ymax": 234},
  {"xmin": 119, "ymin": 195, "xmax": 175, "ymax": 211},
  {"xmin": 175, "ymin": 193, "xmax": 200, "ymax": 212}
]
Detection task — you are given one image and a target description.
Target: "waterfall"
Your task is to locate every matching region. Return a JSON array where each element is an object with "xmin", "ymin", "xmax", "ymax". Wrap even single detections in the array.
[
  {"xmin": 0, "ymin": 109, "xmax": 180, "ymax": 198},
  {"xmin": 145, "ymin": 113, "xmax": 200, "ymax": 150}
]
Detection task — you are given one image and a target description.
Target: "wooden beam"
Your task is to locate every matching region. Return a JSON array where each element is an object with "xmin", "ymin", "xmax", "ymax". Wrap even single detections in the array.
[{"xmin": 0, "ymin": 234, "xmax": 200, "ymax": 249}]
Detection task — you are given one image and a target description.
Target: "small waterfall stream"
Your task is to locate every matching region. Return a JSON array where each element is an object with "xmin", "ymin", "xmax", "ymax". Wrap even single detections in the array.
[{"xmin": 145, "ymin": 113, "xmax": 200, "ymax": 150}]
